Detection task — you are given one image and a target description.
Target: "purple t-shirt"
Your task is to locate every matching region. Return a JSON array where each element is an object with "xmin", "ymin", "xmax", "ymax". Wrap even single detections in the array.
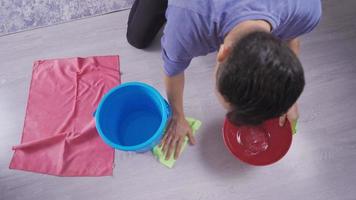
[{"xmin": 161, "ymin": 0, "xmax": 322, "ymax": 76}]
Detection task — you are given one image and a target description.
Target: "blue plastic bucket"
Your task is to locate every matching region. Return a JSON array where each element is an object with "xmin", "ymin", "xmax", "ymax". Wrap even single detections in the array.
[{"xmin": 94, "ymin": 82, "xmax": 171, "ymax": 152}]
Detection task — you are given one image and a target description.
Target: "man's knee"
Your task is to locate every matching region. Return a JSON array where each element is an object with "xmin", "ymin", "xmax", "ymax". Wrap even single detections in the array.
[
  {"xmin": 126, "ymin": 28, "xmax": 150, "ymax": 49},
  {"xmin": 125, "ymin": 0, "xmax": 167, "ymax": 49}
]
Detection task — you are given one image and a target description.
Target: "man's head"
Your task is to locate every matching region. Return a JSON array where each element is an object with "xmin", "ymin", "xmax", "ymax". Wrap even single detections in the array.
[{"xmin": 215, "ymin": 31, "xmax": 305, "ymax": 126}]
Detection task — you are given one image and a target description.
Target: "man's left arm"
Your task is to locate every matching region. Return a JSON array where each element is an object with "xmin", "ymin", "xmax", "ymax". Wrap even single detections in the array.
[
  {"xmin": 279, "ymin": 37, "xmax": 300, "ymax": 127},
  {"xmin": 287, "ymin": 37, "xmax": 300, "ymax": 55}
]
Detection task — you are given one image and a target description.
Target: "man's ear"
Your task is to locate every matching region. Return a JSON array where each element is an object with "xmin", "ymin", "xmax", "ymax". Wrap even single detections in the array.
[{"xmin": 217, "ymin": 44, "xmax": 231, "ymax": 63}]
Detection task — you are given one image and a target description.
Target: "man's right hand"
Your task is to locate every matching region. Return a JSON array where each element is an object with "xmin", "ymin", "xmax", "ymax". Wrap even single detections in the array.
[
  {"xmin": 163, "ymin": 72, "xmax": 194, "ymax": 160},
  {"xmin": 160, "ymin": 115, "xmax": 196, "ymax": 160}
]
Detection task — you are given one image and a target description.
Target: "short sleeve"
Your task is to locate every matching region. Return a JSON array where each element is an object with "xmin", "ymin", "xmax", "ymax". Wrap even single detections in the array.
[
  {"xmin": 161, "ymin": 6, "xmax": 214, "ymax": 76},
  {"xmin": 272, "ymin": 0, "xmax": 322, "ymax": 40}
]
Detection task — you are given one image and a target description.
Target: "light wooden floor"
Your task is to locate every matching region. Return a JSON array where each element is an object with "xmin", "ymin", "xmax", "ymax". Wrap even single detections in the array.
[{"xmin": 1, "ymin": 0, "xmax": 356, "ymax": 199}]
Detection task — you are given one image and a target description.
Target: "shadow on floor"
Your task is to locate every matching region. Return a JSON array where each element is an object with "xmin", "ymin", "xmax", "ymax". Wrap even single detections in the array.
[
  {"xmin": 198, "ymin": 117, "xmax": 256, "ymax": 179},
  {"xmin": 142, "ymin": 28, "xmax": 164, "ymax": 53}
]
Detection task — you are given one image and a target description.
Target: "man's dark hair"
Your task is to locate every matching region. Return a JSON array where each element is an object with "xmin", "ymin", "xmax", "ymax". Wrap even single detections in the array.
[{"xmin": 216, "ymin": 31, "xmax": 305, "ymax": 126}]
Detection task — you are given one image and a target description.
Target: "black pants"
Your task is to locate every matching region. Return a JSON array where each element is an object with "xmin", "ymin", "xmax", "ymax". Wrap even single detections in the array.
[{"xmin": 126, "ymin": 0, "xmax": 168, "ymax": 49}]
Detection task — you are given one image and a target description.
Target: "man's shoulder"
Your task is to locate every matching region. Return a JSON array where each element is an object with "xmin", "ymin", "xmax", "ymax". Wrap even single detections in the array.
[{"xmin": 272, "ymin": 0, "xmax": 322, "ymax": 39}]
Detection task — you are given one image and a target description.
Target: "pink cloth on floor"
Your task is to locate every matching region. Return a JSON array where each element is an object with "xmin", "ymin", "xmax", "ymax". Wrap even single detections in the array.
[{"xmin": 9, "ymin": 56, "xmax": 120, "ymax": 176}]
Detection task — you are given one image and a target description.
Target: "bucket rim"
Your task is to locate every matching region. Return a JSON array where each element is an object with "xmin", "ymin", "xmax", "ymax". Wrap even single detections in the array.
[{"xmin": 95, "ymin": 81, "xmax": 169, "ymax": 151}]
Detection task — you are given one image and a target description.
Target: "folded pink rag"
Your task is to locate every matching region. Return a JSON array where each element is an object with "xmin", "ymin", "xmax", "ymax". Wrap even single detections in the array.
[{"xmin": 9, "ymin": 56, "xmax": 120, "ymax": 176}]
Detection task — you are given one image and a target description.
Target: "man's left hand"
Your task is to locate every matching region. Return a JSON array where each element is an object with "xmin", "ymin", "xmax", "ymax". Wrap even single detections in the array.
[{"xmin": 279, "ymin": 103, "xmax": 299, "ymax": 127}]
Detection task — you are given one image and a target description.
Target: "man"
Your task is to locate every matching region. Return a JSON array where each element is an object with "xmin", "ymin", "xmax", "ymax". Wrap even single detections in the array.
[{"xmin": 126, "ymin": 0, "xmax": 322, "ymax": 160}]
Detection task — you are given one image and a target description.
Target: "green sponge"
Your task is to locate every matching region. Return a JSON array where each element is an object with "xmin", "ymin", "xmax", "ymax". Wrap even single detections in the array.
[
  {"xmin": 291, "ymin": 120, "xmax": 298, "ymax": 135},
  {"xmin": 152, "ymin": 117, "xmax": 202, "ymax": 168}
]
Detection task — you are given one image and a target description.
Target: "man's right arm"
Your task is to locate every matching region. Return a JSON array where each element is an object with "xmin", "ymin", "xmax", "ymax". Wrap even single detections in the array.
[
  {"xmin": 159, "ymin": 6, "xmax": 209, "ymax": 160},
  {"xmin": 160, "ymin": 72, "xmax": 196, "ymax": 160},
  {"xmin": 164, "ymin": 72, "xmax": 185, "ymax": 118}
]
